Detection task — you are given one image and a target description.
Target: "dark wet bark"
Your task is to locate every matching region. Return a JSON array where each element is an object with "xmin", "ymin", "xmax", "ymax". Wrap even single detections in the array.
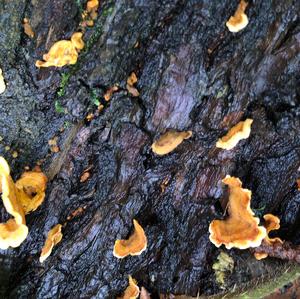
[{"xmin": 0, "ymin": 0, "xmax": 299, "ymax": 298}]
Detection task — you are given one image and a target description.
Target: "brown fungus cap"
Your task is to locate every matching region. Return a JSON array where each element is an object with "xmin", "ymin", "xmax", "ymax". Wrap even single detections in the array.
[
  {"xmin": 254, "ymin": 214, "xmax": 283, "ymax": 260},
  {"xmin": 216, "ymin": 118, "xmax": 253, "ymax": 150},
  {"xmin": 118, "ymin": 276, "xmax": 140, "ymax": 299},
  {"xmin": 0, "ymin": 157, "xmax": 28, "ymax": 249},
  {"xmin": 23, "ymin": 18, "xmax": 34, "ymax": 38},
  {"xmin": 226, "ymin": 0, "xmax": 249, "ymax": 33},
  {"xmin": 40, "ymin": 224, "xmax": 63, "ymax": 263},
  {"xmin": 113, "ymin": 219, "xmax": 147, "ymax": 258},
  {"xmin": 209, "ymin": 176, "xmax": 266, "ymax": 249},
  {"xmin": 151, "ymin": 130, "xmax": 192, "ymax": 156}
]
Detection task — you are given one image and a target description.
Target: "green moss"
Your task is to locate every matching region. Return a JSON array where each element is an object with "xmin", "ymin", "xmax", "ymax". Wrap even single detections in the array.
[
  {"xmin": 55, "ymin": 100, "xmax": 66, "ymax": 114},
  {"xmin": 236, "ymin": 265, "xmax": 300, "ymax": 299},
  {"xmin": 57, "ymin": 73, "xmax": 72, "ymax": 97},
  {"xmin": 90, "ymin": 89, "xmax": 100, "ymax": 106}
]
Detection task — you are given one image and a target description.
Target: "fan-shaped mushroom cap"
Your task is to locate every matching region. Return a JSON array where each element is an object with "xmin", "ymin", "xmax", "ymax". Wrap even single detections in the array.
[
  {"xmin": 0, "ymin": 157, "xmax": 28, "ymax": 249},
  {"xmin": 71, "ymin": 32, "xmax": 85, "ymax": 50},
  {"xmin": 209, "ymin": 176, "xmax": 267, "ymax": 249},
  {"xmin": 254, "ymin": 214, "xmax": 283, "ymax": 260},
  {"xmin": 113, "ymin": 219, "xmax": 147, "ymax": 258},
  {"xmin": 152, "ymin": 130, "xmax": 192, "ymax": 156},
  {"xmin": 40, "ymin": 224, "xmax": 63, "ymax": 263},
  {"xmin": 226, "ymin": 0, "xmax": 249, "ymax": 33},
  {"xmin": 16, "ymin": 171, "xmax": 48, "ymax": 214},
  {"xmin": 118, "ymin": 276, "xmax": 140, "ymax": 299},
  {"xmin": 216, "ymin": 119, "xmax": 253, "ymax": 150}
]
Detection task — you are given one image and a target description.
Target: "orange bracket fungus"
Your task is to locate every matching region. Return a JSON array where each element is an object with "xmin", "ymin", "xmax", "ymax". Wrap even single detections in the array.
[
  {"xmin": 35, "ymin": 32, "xmax": 84, "ymax": 68},
  {"xmin": 15, "ymin": 171, "xmax": 48, "ymax": 214},
  {"xmin": 0, "ymin": 157, "xmax": 48, "ymax": 249},
  {"xmin": 0, "ymin": 68, "xmax": 6, "ymax": 94},
  {"xmin": 113, "ymin": 219, "xmax": 147, "ymax": 258},
  {"xmin": 118, "ymin": 276, "xmax": 140, "ymax": 299},
  {"xmin": 226, "ymin": 0, "xmax": 249, "ymax": 33},
  {"xmin": 216, "ymin": 118, "xmax": 253, "ymax": 150},
  {"xmin": 254, "ymin": 214, "xmax": 283, "ymax": 260},
  {"xmin": 0, "ymin": 157, "xmax": 28, "ymax": 249},
  {"xmin": 151, "ymin": 130, "xmax": 192, "ymax": 156},
  {"xmin": 209, "ymin": 176, "xmax": 267, "ymax": 249},
  {"xmin": 40, "ymin": 224, "xmax": 63, "ymax": 263}
]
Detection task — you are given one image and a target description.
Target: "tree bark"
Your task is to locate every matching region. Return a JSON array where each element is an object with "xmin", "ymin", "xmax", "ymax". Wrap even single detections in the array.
[{"xmin": 0, "ymin": 0, "xmax": 299, "ymax": 298}]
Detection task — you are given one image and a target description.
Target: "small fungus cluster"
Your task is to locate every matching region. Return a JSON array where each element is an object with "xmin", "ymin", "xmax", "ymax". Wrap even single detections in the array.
[
  {"xmin": 216, "ymin": 118, "xmax": 253, "ymax": 150},
  {"xmin": 0, "ymin": 157, "xmax": 47, "ymax": 249},
  {"xmin": 226, "ymin": 0, "xmax": 249, "ymax": 33},
  {"xmin": 151, "ymin": 130, "xmax": 192, "ymax": 156},
  {"xmin": 36, "ymin": 32, "xmax": 85, "ymax": 68},
  {"xmin": 81, "ymin": 0, "xmax": 99, "ymax": 27},
  {"xmin": 0, "ymin": 68, "xmax": 6, "ymax": 94}
]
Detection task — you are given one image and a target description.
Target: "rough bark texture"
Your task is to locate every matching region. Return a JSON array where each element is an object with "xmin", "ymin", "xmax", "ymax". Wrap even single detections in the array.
[{"xmin": 0, "ymin": 0, "xmax": 299, "ymax": 298}]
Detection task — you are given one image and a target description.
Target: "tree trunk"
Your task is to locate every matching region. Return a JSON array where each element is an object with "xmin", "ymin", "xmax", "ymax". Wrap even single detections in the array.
[{"xmin": 0, "ymin": 0, "xmax": 299, "ymax": 298}]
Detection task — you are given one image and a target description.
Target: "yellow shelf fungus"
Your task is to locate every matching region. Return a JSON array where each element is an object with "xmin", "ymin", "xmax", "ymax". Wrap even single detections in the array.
[
  {"xmin": 216, "ymin": 118, "xmax": 253, "ymax": 150},
  {"xmin": 40, "ymin": 224, "xmax": 63, "ymax": 263},
  {"xmin": 151, "ymin": 130, "xmax": 192, "ymax": 156},
  {"xmin": 16, "ymin": 171, "xmax": 48, "ymax": 214},
  {"xmin": 118, "ymin": 276, "xmax": 140, "ymax": 299},
  {"xmin": 113, "ymin": 219, "xmax": 147, "ymax": 259},
  {"xmin": 0, "ymin": 157, "xmax": 28, "ymax": 249},
  {"xmin": 0, "ymin": 157, "xmax": 48, "ymax": 249},
  {"xmin": 35, "ymin": 32, "xmax": 84, "ymax": 68},
  {"xmin": 226, "ymin": 0, "xmax": 249, "ymax": 33},
  {"xmin": 209, "ymin": 176, "xmax": 266, "ymax": 249},
  {"xmin": 254, "ymin": 214, "xmax": 283, "ymax": 260}
]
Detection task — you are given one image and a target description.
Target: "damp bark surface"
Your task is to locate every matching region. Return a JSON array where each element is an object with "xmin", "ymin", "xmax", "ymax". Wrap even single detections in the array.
[{"xmin": 0, "ymin": 0, "xmax": 300, "ymax": 298}]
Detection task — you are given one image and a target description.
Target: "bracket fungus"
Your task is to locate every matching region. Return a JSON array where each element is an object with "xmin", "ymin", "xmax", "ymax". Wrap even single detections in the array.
[
  {"xmin": 118, "ymin": 276, "xmax": 140, "ymax": 299},
  {"xmin": 15, "ymin": 171, "xmax": 48, "ymax": 214},
  {"xmin": 216, "ymin": 118, "xmax": 253, "ymax": 150},
  {"xmin": 254, "ymin": 214, "xmax": 283, "ymax": 260},
  {"xmin": 113, "ymin": 219, "xmax": 147, "ymax": 258},
  {"xmin": 0, "ymin": 68, "xmax": 6, "ymax": 94},
  {"xmin": 209, "ymin": 176, "xmax": 266, "ymax": 249},
  {"xmin": 0, "ymin": 157, "xmax": 28, "ymax": 249},
  {"xmin": 120, "ymin": 276, "xmax": 140, "ymax": 299},
  {"xmin": 226, "ymin": 0, "xmax": 249, "ymax": 33},
  {"xmin": 40, "ymin": 224, "xmax": 63, "ymax": 263},
  {"xmin": 151, "ymin": 130, "xmax": 192, "ymax": 156},
  {"xmin": 35, "ymin": 32, "xmax": 84, "ymax": 68}
]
